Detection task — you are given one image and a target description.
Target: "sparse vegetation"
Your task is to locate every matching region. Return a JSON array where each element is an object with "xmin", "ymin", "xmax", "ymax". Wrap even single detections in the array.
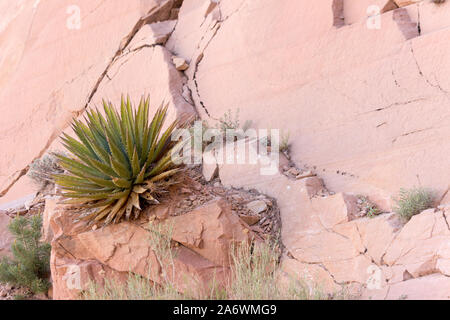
[
  {"xmin": 54, "ymin": 95, "xmax": 187, "ymax": 225},
  {"xmin": 0, "ymin": 215, "xmax": 51, "ymax": 295},
  {"xmin": 215, "ymin": 108, "xmax": 252, "ymax": 138},
  {"xmin": 357, "ymin": 195, "xmax": 381, "ymax": 218},
  {"xmin": 393, "ymin": 187, "xmax": 434, "ymax": 221},
  {"xmin": 27, "ymin": 152, "xmax": 64, "ymax": 190}
]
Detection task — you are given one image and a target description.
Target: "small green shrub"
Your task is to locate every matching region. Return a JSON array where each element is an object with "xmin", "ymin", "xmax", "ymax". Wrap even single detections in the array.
[
  {"xmin": 0, "ymin": 215, "xmax": 51, "ymax": 294},
  {"xmin": 393, "ymin": 187, "xmax": 434, "ymax": 221},
  {"xmin": 215, "ymin": 109, "xmax": 252, "ymax": 138},
  {"xmin": 55, "ymin": 95, "xmax": 187, "ymax": 225}
]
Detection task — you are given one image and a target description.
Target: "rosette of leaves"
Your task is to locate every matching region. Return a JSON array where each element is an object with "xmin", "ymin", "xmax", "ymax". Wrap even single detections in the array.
[{"xmin": 54, "ymin": 96, "xmax": 186, "ymax": 225}]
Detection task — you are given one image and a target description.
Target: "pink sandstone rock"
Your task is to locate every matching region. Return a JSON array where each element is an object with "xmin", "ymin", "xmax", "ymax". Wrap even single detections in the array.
[
  {"xmin": 278, "ymin": 257, "xmax": 341, "ymax": 296},
  {"xmin": 332, "ymin": 221, "xmax": 366, "ymax": 254},
  {"xmin": 0, "ymin": 173, "xmax": 37, "ymax": 206},
  {"xmin": 323, "ymin": 254, "xmax": 374, "ymax": 284},
  {"xmin": 42, "ymin": 197, "xmax": 59, "ymax": 243},
  {"xmin": 209, "ymin": 140, "xmax": 360, "ymax": 259},
  {"xmin": 290, "ymin": 230, "xmax": 361, "ymax": 264},
  {"xmin": 126, "ymin": 20, "xmax": 177, "ymax": 50},
  {"xmin": 50, "ymin": 253, "xmax": 129, "ymax": 300},
  {"xmin": 166, "ymin": 0, "xmax": 221, "ymax": 62},
  {"xmin": 0, "ymin": 212, "xmax": 13, "ymax": 259},
  {"xmin": 188, "ymin": 0, "xmax": 449, "ymax": 209},
  {"xmin": 436, "ymin": 258, "xmax": 450, "ymax": 276},
  {"xmin": 169, "ymin": 198, "xmax": 254, "ymax": 266},
  {"xmin": 90, "ymin": 45, "xmax": 194, "ymax": 124},
  {"xmin": 0, "ymin": 0, "xmax": 182, "ymax": 204},
  {"xmin": 49, "ymin": 198, "xmax": 250, "ymax": 299},
  {"xmin": 2, "ymin": 0, "xmax": 450, "ymax": 300},
  {"xmin": 344, "ymin": 0, "xmax": 393, "ymax": 24},
  {"xmin": 440, "ymin": 189, "xmax": 450, "ymax": 205},
  {"xmin": 386, "ymin": 273, "xmax": 450, "ymax": 300},
  {"xmin": 394, "ymin": 0, "xmax": 420, "ymax": 7},
  {"xmin": 311, "ymin": 192, "xmax": 359, "ymax": 229},
  {"xmin": 354, "ymin": 213, "xmax": 403, "ymax": 264},
  {"xmin": 384, "ymin": 208, "xmax": 450, "ymax": 277}
]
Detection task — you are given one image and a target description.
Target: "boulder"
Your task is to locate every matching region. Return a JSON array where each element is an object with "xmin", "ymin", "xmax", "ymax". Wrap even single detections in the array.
[
  {"xmin": 169, "ymin": 198, "xmax": 255, "ymax": 266},
  {"xmin": 354, "ymin": 213, "xmax": 403, "ymax": 264},
  {"xmin": 311, "ymin": 193, "xmax": 359, "ymax": 229},
  {"xmin": 343, "ymin": 1, "xmax": 396, "ymax": 24},
  {"xmin": 384, "ymin": 209, "xmax": 449, "ymax": 263}
]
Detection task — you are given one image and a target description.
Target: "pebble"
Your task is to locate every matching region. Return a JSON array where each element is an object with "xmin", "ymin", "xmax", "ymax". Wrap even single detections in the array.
[
  {"xmin": 172, "ymin": 56, "xmax": 189, "ymax": 71},
  {"xmin": 246, "ymin": 200, "xmax": 268, "ymax": 214},
  {"xmin": 287, "ymin": 167, "xmax": 300, "ymax": 176}
]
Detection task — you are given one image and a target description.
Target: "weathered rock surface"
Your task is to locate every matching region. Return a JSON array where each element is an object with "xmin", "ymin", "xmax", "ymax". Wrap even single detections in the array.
[
  {"xmin": 174, "ymin": 0, "xmax": 450, "ymax": 210},
  {"xmin": 207, "ymin": 139, "xmax": 450, "ymax": 299},
  {"xmin": 0, "ymin": 212, "xmax": 13, "ymax": 259},
  {"xmin": 0, "ymin": 0, "xmax": 195, "ymax": 205},
  {"xmin": 49, "ymin": 198, "xmax": 253, "ymax": 299},
  {"xmin": 1, "ymin": 0, "xmax": 450, "ymax": 300},
  {"xmin": 386, "ymin": 274, "xmax": 450, "ymax": 300},
  {"xmin": 279, "ymin": 257, "xmax": 341, "ymax": 295}
]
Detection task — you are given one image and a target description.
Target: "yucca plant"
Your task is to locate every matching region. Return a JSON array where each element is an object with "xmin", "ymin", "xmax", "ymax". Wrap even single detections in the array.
[{"xmin": 54, "ymin": 95, "xmax": 187, "ymax": 225}]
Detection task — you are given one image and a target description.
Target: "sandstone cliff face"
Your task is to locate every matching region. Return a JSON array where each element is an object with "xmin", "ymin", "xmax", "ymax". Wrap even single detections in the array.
[
  {"xmin": 0, "ymin": 0, "xmax": 449, "ymax": 300},
  {"xmin": 1, "ymin": 0, "xmax": 448, "ymax": 210},
  {"xmin": 181, "ymin": 0, "xmax": 450, "ymax": 209}
]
